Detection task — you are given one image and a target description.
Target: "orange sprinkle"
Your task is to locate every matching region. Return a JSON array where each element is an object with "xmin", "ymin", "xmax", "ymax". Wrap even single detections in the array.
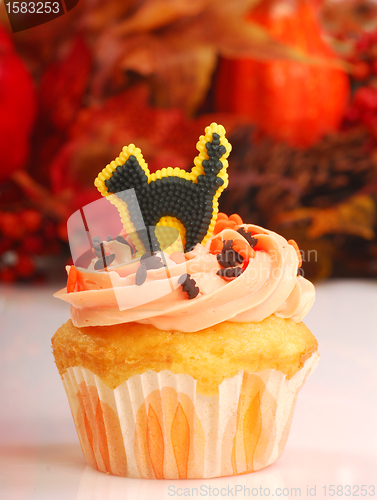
[
  {"xmin": 213, "ymin": 219, "xmax": 236, "ymax": 234},
  {"xmin": 229, "ymin": 213, "xmax": 243, "ymax": 225},
  {"xmin": 67, "ymin": 265, "xmax": 78, "ymax": 293},
  {"xmin": 233, "ymin": 239, "xmax": 255, "ymax": 259},
  {"xmin": 216, "ymin": 212, "xmax": 229, "ymax": 221},
  {"xmin": 210, "ymin": 238, "xmax": 223, "ymax": 254},
  {"xmin": 288, "ymin": 239, "xmax": 302, "ymax": 267}
]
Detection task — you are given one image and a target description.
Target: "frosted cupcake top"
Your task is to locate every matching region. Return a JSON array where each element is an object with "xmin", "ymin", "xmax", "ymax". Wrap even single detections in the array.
[
  {"xmin": 55, "ymin": 220, "xmax": 314, "ymax": 331},
  {"xmin": 55, "ymin": 123, "xmax": 314, "ymax": 331}
]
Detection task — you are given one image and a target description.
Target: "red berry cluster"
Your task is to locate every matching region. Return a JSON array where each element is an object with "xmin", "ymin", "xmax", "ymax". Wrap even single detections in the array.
[{"xmin": 0, "ymin": 208, "xmax": 68, "ymax": 283}]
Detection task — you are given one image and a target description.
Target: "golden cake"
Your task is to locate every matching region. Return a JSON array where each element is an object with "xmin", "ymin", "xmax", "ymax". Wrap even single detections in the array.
[{"xmin": 52, "ymin": 316, "xmax": 317, "ymax": 396}]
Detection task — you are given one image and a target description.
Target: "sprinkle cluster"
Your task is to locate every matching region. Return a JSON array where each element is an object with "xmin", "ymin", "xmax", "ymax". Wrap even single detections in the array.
[
  {"xmin": 208, "ymin": 213, "xmax": 260, "ymax": 282},
  {"xmin": 94, "ymin": 123, "xmax": 231, "ymax": 253},
  {"xmin": 214, "ymin": 238, "xmax": 251, "ymax": 281},
  {"xmin": 216, "ymin": 240, "xmax": 244, "ymax": 268}
]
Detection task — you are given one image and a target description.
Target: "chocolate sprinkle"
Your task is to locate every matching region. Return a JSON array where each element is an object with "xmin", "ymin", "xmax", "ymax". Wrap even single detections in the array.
[
  {"xmin": 217, "ymin": 267, "xmax": 243, "ymax": 280},
  {"xmin": 237, "ymin": 227, "xmax": 258, "ymax": 248},
  {"xmin": 135, "ymin": 263, "xmax": 147, "ymax": 286},
  {"xmin": 216, "ymin": 240, "xmax": 244, "ymax": 268},
  {"xmin": 140, "ymin": 252, "xmax": 165, "ymax": 270},
  {"xmin": 74, "ymin": 249, "xmax": 94, "ymax": 269},
  {"xmin": 178, "ymin": 273, "xmax": 200, "ymax": 299},
  {"xmin": 94, "ymin": 253, "xmax": 116, "ymax": 270},
  {"xmin": 222, "ymin": 240, "xmax": 233, "ymax": 252},
  {"xmin": 216, "ymin": 253, "xmax": 230, "ymax": 268}
]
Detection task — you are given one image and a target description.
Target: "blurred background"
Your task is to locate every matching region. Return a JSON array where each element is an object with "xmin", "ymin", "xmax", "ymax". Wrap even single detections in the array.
[{"xmin": 1, "ymin": 0, "xmax": 377, "ymax": 284}]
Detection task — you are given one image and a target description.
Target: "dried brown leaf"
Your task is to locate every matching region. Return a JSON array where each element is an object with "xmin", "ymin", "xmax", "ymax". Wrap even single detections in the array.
[
  {"xmin": 115, "ymin": 34, "xmax": 217, "ymax": 113},
  {"xmin": 274, "ymin": 195, "xmax": 376, "ymax": 240},
  {"xmin": 309, "ymin": 195, "xmax": 376, "ymax": 240}
]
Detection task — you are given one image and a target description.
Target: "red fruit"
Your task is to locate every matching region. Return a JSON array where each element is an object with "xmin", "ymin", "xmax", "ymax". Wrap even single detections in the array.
[
  {"xmin": 15, "ymin": 253, "xmax": 35, "ymax": 278},
  {"xmin": 215, "ymin": 0, "xmax": 350, "ymax": 147},
  {"xmin": 20, "ymin": 209, "xmax": 42, "ymax": 232},
  {"xmin": 0, "ymin": 26, "xmax": 36, "ymax": 182}
]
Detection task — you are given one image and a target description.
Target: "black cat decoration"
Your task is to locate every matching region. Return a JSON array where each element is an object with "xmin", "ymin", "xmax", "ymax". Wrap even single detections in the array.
[{"xmin": 95, "ymin": 123, "xmax": 231, "ymax": 254}]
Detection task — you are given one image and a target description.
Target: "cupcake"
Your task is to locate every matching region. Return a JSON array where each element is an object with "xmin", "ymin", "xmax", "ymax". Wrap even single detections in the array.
[{"xmin": 52, "ymin": 123, "xmax": 319, "ymax": 479}]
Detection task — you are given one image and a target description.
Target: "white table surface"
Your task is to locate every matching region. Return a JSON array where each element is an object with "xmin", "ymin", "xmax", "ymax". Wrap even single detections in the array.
[{"xmin": 0, "ymin": 280, "xmax": 376, "ymax": 500}]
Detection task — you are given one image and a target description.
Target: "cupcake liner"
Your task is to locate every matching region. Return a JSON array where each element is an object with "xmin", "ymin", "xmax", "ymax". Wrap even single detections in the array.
[{"xmin": 61, "ymin": 353, "xmax": 319, "ymax": 479}]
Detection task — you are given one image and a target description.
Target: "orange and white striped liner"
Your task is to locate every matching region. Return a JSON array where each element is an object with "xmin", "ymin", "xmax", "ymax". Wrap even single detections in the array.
[{"xmin": 61, "ymin": 353, "xmax": 319, "ymax": 479}]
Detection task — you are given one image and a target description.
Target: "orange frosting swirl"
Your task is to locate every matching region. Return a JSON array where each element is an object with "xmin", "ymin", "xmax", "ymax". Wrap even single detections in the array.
[{"xmin": 54, "ymin": 224, "xmax": 315, "ymax": 332}]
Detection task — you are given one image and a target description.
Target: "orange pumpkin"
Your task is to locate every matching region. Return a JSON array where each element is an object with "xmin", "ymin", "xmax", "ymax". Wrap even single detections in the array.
[{"xmin": 215, "ymin": 0, "xmax": 350, "ymax": 147}]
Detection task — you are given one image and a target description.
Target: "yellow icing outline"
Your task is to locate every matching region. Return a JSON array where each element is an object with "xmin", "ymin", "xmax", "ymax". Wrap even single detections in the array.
[{"xmin": 94, "ymin": 123, "xmax": 231, "ymax": 251}]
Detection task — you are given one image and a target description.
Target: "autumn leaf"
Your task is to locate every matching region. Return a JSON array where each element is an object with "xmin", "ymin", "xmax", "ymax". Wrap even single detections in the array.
[
  {"xmin": 273, "ymin": 194, "xmax": 376, "ymax": 240},
  {"xmin": 112, "ymin": 35, "xmax": 217, "ymax": 113}
]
